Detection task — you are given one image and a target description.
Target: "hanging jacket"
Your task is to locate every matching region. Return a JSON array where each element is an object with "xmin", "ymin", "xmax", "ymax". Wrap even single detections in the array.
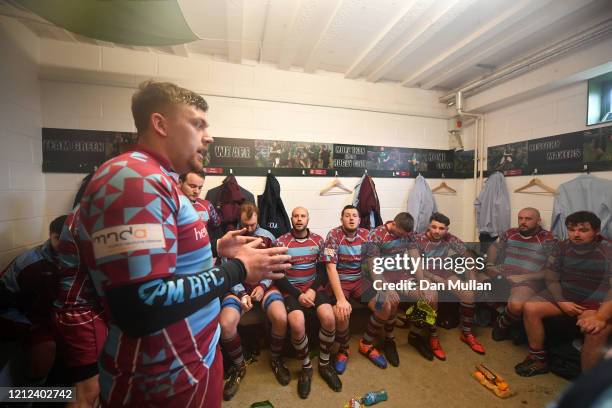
[
  {"xmin": 357, "ymin": 175, "xmax": 382, "ymax": 230},
  {"xmin": 204, "ymin": 176, "xmax": 255, "ymax": 257},
  {"xmin": 205, "ymin": 176, "xmax": 255, "ymax": 233},
  {"xmin": 407, "ymin": 175, "xmax": 438, "ymax": 233},
  {"xmin": 474, "ymin": 171, "xmax": 510, "ymax": 238},
  {"xmin": 551, "ymin": 174, "xmax": 612, "ymax": 239},
  {"xmin": 215, "ymin": 175, "xmax": 246, "ymax": 232},
  {"xmin": 257, "ymin": 174, "xmax": 291, "ymax": 238},
  {"xmin": 353, "ymin": 174, "xmax": 366, "ymax": 207},
  {"xmin": 353, "ymin": 174, "xmax": 377, "ymax": 227}
]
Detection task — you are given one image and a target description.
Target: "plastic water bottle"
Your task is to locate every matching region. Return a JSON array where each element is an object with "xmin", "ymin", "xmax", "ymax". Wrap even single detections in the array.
[{"xmin": 361, "ymin": 390, "xmax": 388, "ymax": 406}]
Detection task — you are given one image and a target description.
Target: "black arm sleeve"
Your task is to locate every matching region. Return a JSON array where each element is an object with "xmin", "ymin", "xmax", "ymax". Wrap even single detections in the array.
[
  {"xmin": 311, "ymin": 262, "xmax": 328, "ymax": 291},
  {"xmin": 106, "ymin": 259, "xmax": 246, "ymax": 338},
  {"xmin": 274, "ymin": 276, "xmax": 301, "ymax": 299}
]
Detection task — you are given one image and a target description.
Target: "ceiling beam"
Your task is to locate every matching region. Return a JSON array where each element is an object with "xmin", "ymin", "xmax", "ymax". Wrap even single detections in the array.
[
  {"xmin": 302, "ymin": 0, "xmax": 344, "ymax": 73},
  {"xmin": 366, "ymin": 0, "xmax": 477, "ymax": 83},
  {"xmin": 400, "ymin": 0, "xmax": 555, "ymax": 87},
  {"xmin": 421, "ymin": 0, "xmax": 601, "ymax": 90},
  {"xmin": 344, "ymin": 0, "xmax": 434, "ymax": 80},
  {"xmin": 226, "ymin": 0, "xmax": 244, "ymax": 63},
  {"xmin": 278, "ymin": 0, "xmax": 320, "ymax": 70}
]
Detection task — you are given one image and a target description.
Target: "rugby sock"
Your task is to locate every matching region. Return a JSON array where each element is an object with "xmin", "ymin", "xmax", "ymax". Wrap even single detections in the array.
[
  {"xmin": 384, "ymin": 317, "xmax": 396, "ymax": 340},
  {"xmin": 336, "ymin": 327, "xmax": 350, "ymax": 354},
  {"xmin": 362, "ymin": 314, "xmax": 385, "ymax": 344},
  {"xmin": 429, "ymin": 326, "xmax": 439, "ymax": 338},
  {"xmin": 221, "ymin": 332, "xmax": 244, "ymax": 367},
  {"xmin": 292, "ymin": 334, "xmax": 311, "ymax": 368},
  {"xmin": 319, "ymin": 327, "xmax": 335, "ymax": 366},
  {"xmin": 460, "ymin": 302, "xmax": 475, "ymax": 334},
  {"xmin": 270, "ymin": 332, "xmax": 285, "ymax": 360},
  {"xmin": 498, "ymin": 307, "xmax": 521, "ymax": 329},
  {"xmin": 528, "ymin": 347, "xmax": 547, "ymax": 362}
]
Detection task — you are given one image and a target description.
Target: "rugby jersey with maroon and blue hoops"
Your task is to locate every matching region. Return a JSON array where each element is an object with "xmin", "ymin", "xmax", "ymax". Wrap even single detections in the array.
[
  {"xmin": 322, "ymin": 226, "xmax": 369, "ymax": 282},
  {"xmin": 276, "ymin": 230, "xmax": 324, "ymax": 292}
]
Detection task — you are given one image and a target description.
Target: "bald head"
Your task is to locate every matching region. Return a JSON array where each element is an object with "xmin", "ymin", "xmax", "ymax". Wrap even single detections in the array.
[
  {"xmin": 517, "ymin": 207, "xmax": 541, "ymax": 235},
  {"xmin": 292, "ymin": 207, "xmax": 309, "ymax": 217},
  {"xmin": 291, "ymin": 207, "xmax": 309, "ymax": 234},
  {"xmin": 520, "ymin": 207, "xmax": 541, "ymax": 219}
]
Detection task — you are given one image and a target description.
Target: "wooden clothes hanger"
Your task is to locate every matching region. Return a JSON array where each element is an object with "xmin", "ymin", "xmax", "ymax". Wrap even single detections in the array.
[
  {"xmin": 514, "ymin": 170, "xmax": 556, "ymax": 195},
  {"xmin": 320, "ymin": 173, "xmax": 353, "ymax": 195},
  {"xmin": 431, "ymin": 173, "xmax": 457, "ymax": 194},
  {"xmin": 432, "ymin": 181, "xmax": 457, "ymax": 194}
]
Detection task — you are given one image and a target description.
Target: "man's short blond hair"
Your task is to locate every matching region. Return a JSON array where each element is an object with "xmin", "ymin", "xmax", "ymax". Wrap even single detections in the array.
[
  {"xmin": 131, "ymin": 80, "xmax": 208, "ymax": 133},
  {"xmin": 240, "ymin": 202, "xmax": 259, "ymax": 220}
]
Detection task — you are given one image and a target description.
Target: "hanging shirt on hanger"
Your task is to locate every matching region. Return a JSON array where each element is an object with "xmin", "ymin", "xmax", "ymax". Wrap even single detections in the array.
[
  {"xmin": 257, "ymin": 173, "xmax": 291, "ymax": 238},
  {"xmin": 551, "ymin": 174, "xmax": 612, "ymax": 239},
  {"xmin": 407, "ymin": 174, "xmax": 438, "ymax": 233},
  {"xmin": 357, "ymin": 175, "xmax": 382, "ymax": 230},
  {"xmin": 474, "ymin": 172, "xmax": 510, "ymax": 238}
]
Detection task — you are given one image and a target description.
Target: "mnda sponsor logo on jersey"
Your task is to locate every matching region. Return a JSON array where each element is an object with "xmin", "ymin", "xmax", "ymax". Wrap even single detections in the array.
[{"xmin": 92, "ymin": 224, "xmax": 165, "ymax": 258}]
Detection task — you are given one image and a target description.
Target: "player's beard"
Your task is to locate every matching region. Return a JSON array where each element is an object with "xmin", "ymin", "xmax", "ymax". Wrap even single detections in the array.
[
  {"xmin": 188, "ymin": 149, "xmax": 206, "ymax": 173},
  {"xmin": 519, "ymin": 226, "xmax": 537, "ymax": 237},
  {"xmin": 293, "ymin": 224, "xmax": 306, "ymax": 233},
  {"xmin": 427, "ymin": 231, "xmax": 442, "ymax": 242},
  {"xmin": 343, "ymin": 224, "xmax": 357, "ymax": 233},
  {"xmin": 292, "ymin": 224, "xmax": 308, "ymax": 237}
]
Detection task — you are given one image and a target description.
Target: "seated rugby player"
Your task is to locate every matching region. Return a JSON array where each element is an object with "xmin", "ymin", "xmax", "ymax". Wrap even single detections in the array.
[
  {"xmin": 516, "ymin": 211, "xmax": 611, "ymax": 376},
  {"xmin": 323, "ymin": 205, "xmax": 393, "ymax": 373},
  {"xmin": 414, "ymin": 212, "xmax": 485, "ymax": 360},
  {"xmin": 275, "ymin": 207, "xmax": 342, "ymax": 398},
  {"xmin": 219, "ymin": 203, "xmax": 288, "ymax": 400}
]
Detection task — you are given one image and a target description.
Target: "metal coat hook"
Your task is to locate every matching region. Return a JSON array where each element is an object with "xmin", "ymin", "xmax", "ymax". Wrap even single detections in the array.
[
  {"xmin": 267, "ymin": 169, "xmax": 271, "ymax": 174},
  {"xmin": 334, "ymin": 170, "xmax": 338, "ymax": 177},
  {"xmin": 229, "ymin": 168, "xmax": 233, "ymax": 175},
  {"xmin": 533, "ymin": 168, "xmax": 538, "ymax": 175},
  {"xmin": 302, "ymin": 170, "xmax": 305, "ymax": 175}
]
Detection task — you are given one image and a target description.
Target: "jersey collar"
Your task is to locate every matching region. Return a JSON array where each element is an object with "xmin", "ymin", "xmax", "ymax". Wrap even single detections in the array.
[
  {"xmin": 291, "ymin": 228, "xmax": 310, "ymax": 239},
  {"xmin": 135, "ymin": 146, "xmax": 175, "ymax": 173}
]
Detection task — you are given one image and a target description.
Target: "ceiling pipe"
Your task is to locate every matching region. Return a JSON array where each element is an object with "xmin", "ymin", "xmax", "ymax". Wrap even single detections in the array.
[
  {"xmin": 440, "ymin": 17, "xmax": 612, "ymax": 105},
  {"xmin": 453, "ymin": 91, "xmax": 485, "ymax": 241}
]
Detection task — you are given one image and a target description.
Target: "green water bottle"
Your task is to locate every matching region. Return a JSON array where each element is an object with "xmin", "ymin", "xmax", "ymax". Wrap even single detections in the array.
[{"xmin": 361, "ymin": 390, "xmax": 387, "ymax": 406}]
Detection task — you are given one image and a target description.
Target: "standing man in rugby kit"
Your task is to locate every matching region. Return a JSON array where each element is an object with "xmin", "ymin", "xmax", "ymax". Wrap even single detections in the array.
[
  {"xmin": 275, "ymin": 207, "xmax": 342, "ymax": 398},
  {"xmin": 77, "ymin": 81, "xmax": 291, "ymax": 407}
]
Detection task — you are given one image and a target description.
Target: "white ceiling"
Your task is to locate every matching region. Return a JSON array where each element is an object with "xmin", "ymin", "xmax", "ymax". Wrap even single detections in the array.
[{"xmin": 2, "ymin": 0, "xmax": 612, "ymax": 94}]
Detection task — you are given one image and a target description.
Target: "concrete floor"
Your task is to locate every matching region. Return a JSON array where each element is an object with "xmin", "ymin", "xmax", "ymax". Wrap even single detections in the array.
[{"xmin": 223, "ymin": 314, "xmax": 569, "ymax": 408}]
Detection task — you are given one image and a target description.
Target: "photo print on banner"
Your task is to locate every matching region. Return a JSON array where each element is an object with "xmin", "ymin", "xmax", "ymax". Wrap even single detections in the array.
[
  {"xmin": 487, "ymin": 124, "xmax": 612, "ymax": 176},
  {"xmin": 254, "ymin": 140, "xmax": 333, "ymax": 170},
  {"xmin": 487, "ymin": 142, "xmax": 529, "ymax": 176},
  {"xmin": 43, "ymin": 125, "xmax": 611, "ymax": 176},
  {"xmin": 583, "ymin": 126, "xmax": 612, "ymax": 170},
  {"xmin": 42, "ymin": 128, "xmax": 137, "ymax": 173}
]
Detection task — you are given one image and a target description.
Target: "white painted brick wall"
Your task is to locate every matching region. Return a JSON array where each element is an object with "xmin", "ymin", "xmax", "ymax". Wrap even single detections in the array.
[
  {"xmin": 0, "ymin": 17, "xmax": 45, "ymax": 268},
  {"xmin": 457, "ymin": 82, "xmax": 612, "ymax": 241},
  {"xmin": 39, "ymin": 79, "xmax": 455, "ymax": 241}
]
